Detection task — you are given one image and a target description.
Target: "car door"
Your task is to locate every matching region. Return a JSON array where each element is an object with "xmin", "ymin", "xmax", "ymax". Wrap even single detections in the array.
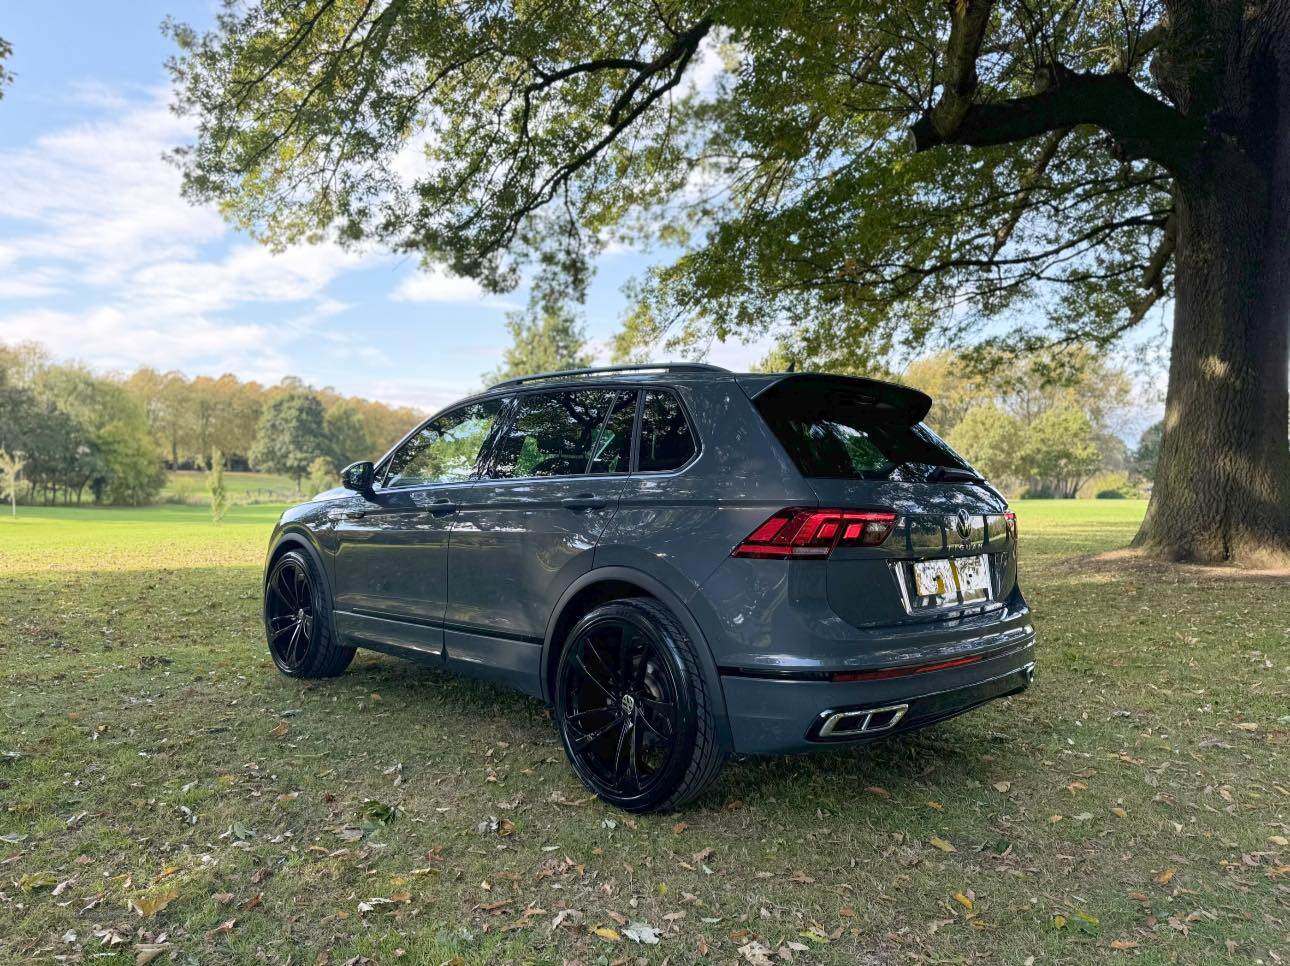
[
  {"xmin": 330, "ymin": 397, "xmax": 504, "ymax": 657},
  {"xmin": 444, "ymin": 386, "xmax": 637, "ymax": 692}
]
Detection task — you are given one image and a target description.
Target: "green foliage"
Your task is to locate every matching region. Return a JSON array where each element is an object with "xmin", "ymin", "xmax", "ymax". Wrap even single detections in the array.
[
  {"xmin": 489, "ymin": 297, "xmax": 593, "ymax": 383},
  {"xmin": 323, "ymin": 401, "xmax": 371, "ymax": 469},
  {"xmin": 167, "ymin": 1, "xmax": 1177, "ymax": 363},
  {"xmin": 1022, "ymin": 406, "xmax": 1103, "ymax": 499},
  {"xmin": 249, "ymin": 391, "xmax": 329, "ymax": 489},
  {"xmin": 95, "ymin": 422, "xmax": 169, "ymax": 506},
  {"xmin": 0, "ymin": 36, "xmax": 12, "ymax": 100},
  {"xmin": 1134, "ymin": 420, "xmax": 1164, "ymax": 480},
  {"xmin": 0, "ymin": 346, "xmax": 167, "ymax": 506},
  {"xmin": 208, "ymin": 449, "xmax": 229, "ymax": 523},
  {"xmin": 306, "ymin": 455, "xmax": 338, "ymax": 497},
  {"xmin": 948, "ymin": 405, "xmax": 1023, "ymax": 483}
]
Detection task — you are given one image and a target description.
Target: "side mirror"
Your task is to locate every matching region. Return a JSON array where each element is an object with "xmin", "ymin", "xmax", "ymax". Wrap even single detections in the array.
[{"xmin": 340, "ymin": 461, "xmax": 375, "ymax": 495}]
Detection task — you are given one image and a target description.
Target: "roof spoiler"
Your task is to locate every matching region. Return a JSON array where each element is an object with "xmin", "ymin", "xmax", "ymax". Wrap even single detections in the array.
[{"xmin": 737, "ymin": 372, "xmax": 933, "ymax": 425}]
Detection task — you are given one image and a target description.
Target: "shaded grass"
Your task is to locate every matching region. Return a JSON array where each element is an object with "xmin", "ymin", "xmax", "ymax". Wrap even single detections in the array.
[{"xmin": 1, "ymin": 500, "xmax": 1286, "ymax": 964}]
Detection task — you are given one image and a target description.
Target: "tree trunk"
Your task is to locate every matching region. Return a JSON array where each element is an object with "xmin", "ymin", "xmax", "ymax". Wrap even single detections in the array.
[{"xmin": 1133, "ymin": 142, "xmax": 1290, "ymax": 565}]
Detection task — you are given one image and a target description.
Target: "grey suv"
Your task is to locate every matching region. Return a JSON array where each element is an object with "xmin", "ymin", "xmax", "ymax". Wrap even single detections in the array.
[{"xmin": 262, "ymin": 364, "xmax": 1035, "ymax": 812}]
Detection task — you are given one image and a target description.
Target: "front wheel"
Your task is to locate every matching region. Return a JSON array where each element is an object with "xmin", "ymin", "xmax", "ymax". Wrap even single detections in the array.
[
  {"xmin": 264, "ymin": 548, "xmax": 354, "ymax": 678},
  {"xmin": 554, "ymin": 598, "xmax": 727, "ymax": 812}
]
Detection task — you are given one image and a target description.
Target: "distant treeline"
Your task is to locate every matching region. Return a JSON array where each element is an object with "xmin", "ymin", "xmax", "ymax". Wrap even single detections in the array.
[{"xmin": 0, "ymin": 342, "xmax": 423, "ymax": 506}]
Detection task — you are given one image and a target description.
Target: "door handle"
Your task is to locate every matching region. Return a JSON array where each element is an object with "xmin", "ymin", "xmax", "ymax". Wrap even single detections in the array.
[
  {"xmin": 562, "ymin": 493, "xmax": 608, "ymax": 511},
  {"xmin": 329, "ymin": 507, "xmax": 368, "ymax": 522},
  {"xmin": 426, "ymin": 499, "xmax": 458, "ymax": 516}
]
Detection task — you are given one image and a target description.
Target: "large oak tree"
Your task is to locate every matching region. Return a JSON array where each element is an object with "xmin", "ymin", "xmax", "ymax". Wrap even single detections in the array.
[{"xmin": 168, "ymin": 0, "xmax": 1290, "ymax": 564}]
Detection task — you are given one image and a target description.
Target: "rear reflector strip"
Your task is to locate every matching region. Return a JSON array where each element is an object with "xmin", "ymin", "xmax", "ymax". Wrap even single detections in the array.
[{"xmin": 830, "ymin": 654, "xmax": 984, "ymax": 683}]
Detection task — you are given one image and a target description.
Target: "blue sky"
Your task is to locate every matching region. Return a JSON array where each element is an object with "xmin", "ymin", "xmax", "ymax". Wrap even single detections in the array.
[{"xmin": 0, "ymin": 2, "xmax": 766, "ymax": 413}]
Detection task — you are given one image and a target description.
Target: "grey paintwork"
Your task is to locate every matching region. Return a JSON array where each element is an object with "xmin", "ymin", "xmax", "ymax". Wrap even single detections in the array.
[{"xmin": 264, "ymin": 368, "xmax": 1035, "ymax": 755}]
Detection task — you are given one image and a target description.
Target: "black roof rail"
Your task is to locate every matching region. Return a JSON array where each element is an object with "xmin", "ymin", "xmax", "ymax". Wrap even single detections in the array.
[{"xmin": 487, "ymin": 362, "xmax": 729, "ymax": 391}]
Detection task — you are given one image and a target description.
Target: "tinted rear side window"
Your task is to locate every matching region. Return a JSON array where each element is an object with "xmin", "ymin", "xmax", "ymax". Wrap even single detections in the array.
[
  {"xmin": 487, "ymin": 388, "xmax": 628, "ymax": 479},
  {"xmin": 588, "ymin": 390, "xmax": 636, "ymax": 475},
  {"xmin": 638, "ymin": 390, "xmax": 695, "ymax": 472},
  {"xmin": 755, "ymin": 392, "xmax": 972, "ymax": 481}
]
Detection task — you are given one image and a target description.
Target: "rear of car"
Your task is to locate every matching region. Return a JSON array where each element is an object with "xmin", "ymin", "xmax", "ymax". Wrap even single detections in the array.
[{"xmin": 694, "ymin": 373, "xmax": 1035, "ymax": 754}]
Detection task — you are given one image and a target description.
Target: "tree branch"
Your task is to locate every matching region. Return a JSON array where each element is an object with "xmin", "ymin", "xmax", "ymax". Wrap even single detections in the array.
[{"xmin": 912, "ymin": 68, "xmax": 1201, "ymax": 174}]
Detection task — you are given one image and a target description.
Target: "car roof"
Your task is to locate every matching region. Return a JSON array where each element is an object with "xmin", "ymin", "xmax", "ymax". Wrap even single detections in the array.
[
  {"xmin": 479, "ymin": 364, "xmax": 930, "ymax": 423},
  {"xmin": 481, "ymin": 363, "xmax": 733, "ymax": 394}
]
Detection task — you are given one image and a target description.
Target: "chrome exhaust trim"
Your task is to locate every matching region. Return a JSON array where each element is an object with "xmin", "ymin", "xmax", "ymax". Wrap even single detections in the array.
[{"xmin": 817, "ymin": 702, "xmax": 909, "ymax": 738}]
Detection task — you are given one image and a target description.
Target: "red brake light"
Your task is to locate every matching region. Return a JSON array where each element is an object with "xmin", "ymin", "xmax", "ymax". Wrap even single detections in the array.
[
  {"xmin": 1004, "ymin": 509, "xmax": 1017, "ymax": 541},
  {"xmin": 733, "ymin": 508, "xmax": 897, "ymax": 559}
]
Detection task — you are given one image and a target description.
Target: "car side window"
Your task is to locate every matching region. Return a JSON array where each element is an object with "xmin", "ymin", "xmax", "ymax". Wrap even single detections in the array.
[
  {"xmin": 637, "ymin": 390, "xmax": 695, "ymax": 472},
  {"xmin": 587, "ymin": 390, "xmax": 636, "ymax": 475},
  {"xmin": 487, "ymin": 388, "xmax": 628, "ymax": 479},
  {"xmin": 383, "ymin": 398, "xmax": 503, "ymax": 488}
]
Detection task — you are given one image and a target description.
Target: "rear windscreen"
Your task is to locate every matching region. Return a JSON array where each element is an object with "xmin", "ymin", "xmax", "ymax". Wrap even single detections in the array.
[{"xmin": 755, "ymin": 391, "xmax": 974, "ymax": 481}]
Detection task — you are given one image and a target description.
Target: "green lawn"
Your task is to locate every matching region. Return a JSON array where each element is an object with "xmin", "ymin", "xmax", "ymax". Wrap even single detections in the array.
[
  {"xmin": 162, "ymin": 470, "xmax": 300, "ymax": 505},
  {"xmin": 1, "ymin": 500, "xmax": 1286, "ymax": 964}
]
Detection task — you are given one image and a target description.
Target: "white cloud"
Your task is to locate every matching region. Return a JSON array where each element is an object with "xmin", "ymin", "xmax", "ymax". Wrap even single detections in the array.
[
  {"xmin": 390, "ymin": 265, "xmax": 520, "ymax": 309},
  {"xmin": 0, "ymin": 85, "xmax": 392, "ymax": 380}
]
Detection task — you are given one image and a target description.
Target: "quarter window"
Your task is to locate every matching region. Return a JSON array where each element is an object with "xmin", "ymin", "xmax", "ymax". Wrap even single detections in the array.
[
  {"xmin": 487, "ymin": 389, "xmax": 630, "ymax": 479},
  {"xmin": 383, "ymin": 399, "xmax": 503, "ymax": 488},
  {"xmin": 637, "ymin": 390, "xmax": 695, "ymax": 472}
]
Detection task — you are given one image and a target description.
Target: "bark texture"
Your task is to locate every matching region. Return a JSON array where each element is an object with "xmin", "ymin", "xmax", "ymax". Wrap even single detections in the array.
[{"xmin": 1132, "ymin": 0, "xmax": 1290, "ymax": 564}]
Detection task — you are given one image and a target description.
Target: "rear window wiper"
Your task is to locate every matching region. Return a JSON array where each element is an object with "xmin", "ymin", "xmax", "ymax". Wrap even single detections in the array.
[{"xmin": 927, "ymin": 465, "xmax": 985, "ymax": 484}]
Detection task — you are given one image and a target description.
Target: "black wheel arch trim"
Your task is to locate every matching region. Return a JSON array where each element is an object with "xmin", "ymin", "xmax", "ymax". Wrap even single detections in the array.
[{"xmin": 541, "ymin": 566, "xmax": 733, "ymax": 750}]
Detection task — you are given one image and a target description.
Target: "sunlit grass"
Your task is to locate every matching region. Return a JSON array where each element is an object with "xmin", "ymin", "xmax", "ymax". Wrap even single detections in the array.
[{"xmin": 1, "ymin": 498, "xmax": 1286, "ymax": 964}]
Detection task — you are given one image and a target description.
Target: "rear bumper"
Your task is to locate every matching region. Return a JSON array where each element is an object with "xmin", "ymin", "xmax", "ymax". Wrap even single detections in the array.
[{"xmin": 720, "ymin": 635, "xmax": 1035, "ymax": 754}]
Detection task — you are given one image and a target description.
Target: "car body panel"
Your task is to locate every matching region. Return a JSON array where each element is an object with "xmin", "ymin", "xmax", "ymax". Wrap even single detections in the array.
[
  {"xmin": 263, "ymin": 366, "xmax": 1036, "ymax": 759},
  {"xmin": 445, "ymin": 474, "xmax": 625, "ymax": 693}
]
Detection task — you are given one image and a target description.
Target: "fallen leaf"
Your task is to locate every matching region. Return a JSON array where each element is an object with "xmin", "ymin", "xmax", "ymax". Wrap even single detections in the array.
[
  {"xmin": 1110, "ymin": 939, "xmax": 1139, "ymax": 950},
  {"xmin": 691, "ymin": 847, "xmax": 714, "ymax": 863},
  {"xmin": 623, "ymin": 921, "xmax": 661, "ymax": 944},
  {"xmin": 863, "ymin": 786, "xmax": 891, "ymax": 798},
  {"xmin": 739, "ymin": 939, "xmax": 775, "ymax": 965},
  {"xmin": 953, "ymin": 892, "xmax": 973, "ymax": 910},
  {"xmin": 929, "ymin": 836, "xmax": 956, "ymax": 853},
  {"xmin": 992, "ymin": 781, "xmax": 1011, "ymax": 793},
  {"xmin": 1155, "ymin": 867, "xmax": 1176, "ymax": 885},
  {"xmin": 135, "ymin": 943, "xmax": 170, "ymax": 965},
  {"xmin": 672, "ymin": 822, "xmax": 688, "ymax": 834},
  {"xmin": 592, "ymin": 926, "xmax": 620, "ymax": 942},
  {"xmin": 18, "ymin": 871, "xmax": 58, "ymax": 892},
  {"xmin": 131, "ymin": 884, "xmax": 180, "ymax": 918}
]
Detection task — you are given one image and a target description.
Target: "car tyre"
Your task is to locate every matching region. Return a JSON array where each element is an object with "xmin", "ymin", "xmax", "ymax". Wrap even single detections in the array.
[
  {"xmin": 264, "ymin": 548, "xmax": 354, "ymax": 679},
  {"xmin": 555, "ymin": 598, "xmax": 727, "ymax": 812}
]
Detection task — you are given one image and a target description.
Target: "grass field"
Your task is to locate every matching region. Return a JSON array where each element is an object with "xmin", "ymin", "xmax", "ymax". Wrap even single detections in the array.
[
  {"xmin": 161, "ymin": 470, "xmax": 300, "ymax": 506},
  {"xmin": 1, "ymin": 501, "xmax": 1286, "ymax": 964}
]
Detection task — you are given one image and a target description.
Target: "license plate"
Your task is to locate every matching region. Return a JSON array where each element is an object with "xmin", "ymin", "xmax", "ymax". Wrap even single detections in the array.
[{"xmin": 913, "ymin": 554, "xmax": 990, "ymax": 601}]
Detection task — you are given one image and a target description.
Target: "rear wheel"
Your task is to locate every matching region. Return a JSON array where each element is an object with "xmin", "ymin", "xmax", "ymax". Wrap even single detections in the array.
[
  {"xmin": 264, "ymin": 548, "xmax": 353, "ymax": 678},
  {"xmin": 554, "ymin": 599, "xmax": 726, "ymax": 812}
]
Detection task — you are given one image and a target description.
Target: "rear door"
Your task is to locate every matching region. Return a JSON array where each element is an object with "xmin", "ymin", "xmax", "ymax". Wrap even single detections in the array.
[
  {"xmin": 749, "ymin": 375, "xmax": 1015, "ymax": 628},
  {"xmin": 330, "ymin": 398, "xmax": 504, "ymax": 654},
  {"xmin": 444, "ymin": 386, "xmax": 636, "ymax": 692}
]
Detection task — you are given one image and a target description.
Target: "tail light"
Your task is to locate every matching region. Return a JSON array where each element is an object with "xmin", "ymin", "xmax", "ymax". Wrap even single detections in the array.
[
  {"xmin": 733, "ymin": 508, "xmax": 897, "ymax": 559},
  {"xmin": 1004, "ymin": 509, "xmax": 1017, "ymax": 542}
]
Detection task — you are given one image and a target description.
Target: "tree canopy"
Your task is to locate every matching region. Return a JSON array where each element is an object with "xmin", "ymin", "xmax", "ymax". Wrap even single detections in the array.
[
  {"xmin": 168, "ymin": 0, "xmax": 1290, "ymax": 562},
  {"xmin": 488, "ymin": 297, "xmax": 594, "ymax": 384}
]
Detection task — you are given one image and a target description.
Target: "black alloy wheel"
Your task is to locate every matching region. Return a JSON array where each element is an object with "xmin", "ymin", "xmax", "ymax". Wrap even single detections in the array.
[
  {"xmin": 263, "ymin": 548, "xmax": 354, "ymax": 678},
  {"xmin": 555, "ymin": 599, "xmax": 726, "ymax": 812}
]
